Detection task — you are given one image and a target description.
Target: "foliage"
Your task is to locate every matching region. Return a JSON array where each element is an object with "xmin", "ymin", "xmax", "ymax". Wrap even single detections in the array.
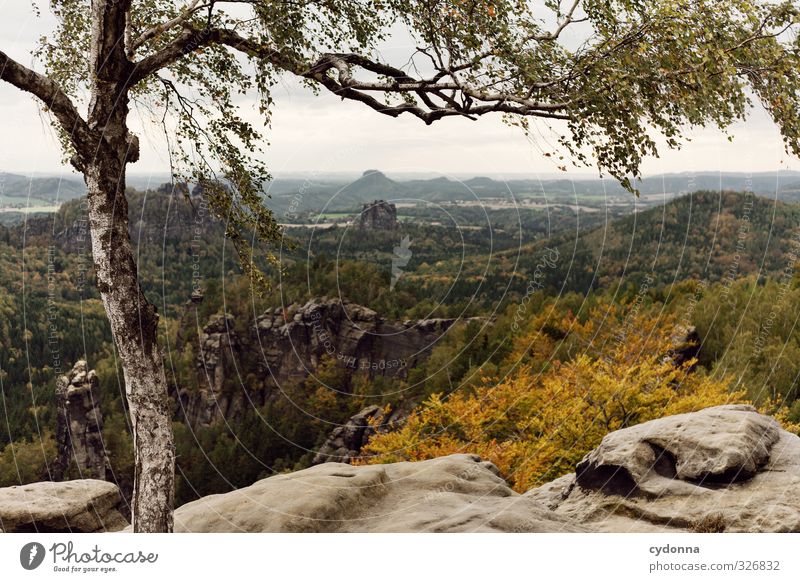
[
  {"xmin": 0, "ymin": 433, "xmax": 57, "ymax": 486},
  {"xmin": 5, "ymin": 184, "xmax": 800, "ymax": 499},
  {"xmin": 521, "ymin": 191, "xmax": 800, "ymax": 294},
  {"xmin": 693, "ymin": 276, "xmax": 800, "ymax": 408},
  {"xmin": 362, "ymin": 307, "xmax": 751, "ymax": 491},
  {"xmin": 3, "ymin": 1, "xmax": 800, "ymax": 529},
  {"xmin": 172, "ymin": 363, "xmax": 366, "ymax": 506}
]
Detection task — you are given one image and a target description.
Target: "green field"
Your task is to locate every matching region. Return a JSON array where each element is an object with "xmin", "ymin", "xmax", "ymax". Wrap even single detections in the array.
[{"xmin": 313, "ymin": 212, "xmax": 353, "ymax": 220}]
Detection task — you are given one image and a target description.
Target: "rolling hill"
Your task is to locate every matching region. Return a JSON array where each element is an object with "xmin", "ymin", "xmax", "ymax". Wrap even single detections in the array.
[
  {"xmin": 0, "ymin": 172, "xmax": 85, "ymax": 203},
  {"xmin": 524, "ymin": 190, "xmax": 800, "ymax": 294}
]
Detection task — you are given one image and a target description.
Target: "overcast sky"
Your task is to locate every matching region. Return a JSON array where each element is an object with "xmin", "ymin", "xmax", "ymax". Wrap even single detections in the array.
[{"xmin": 1, "ymin": 3, "xmax": 798, "ymax": 179}]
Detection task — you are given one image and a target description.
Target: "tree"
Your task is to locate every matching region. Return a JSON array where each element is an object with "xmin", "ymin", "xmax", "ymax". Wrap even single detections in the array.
[{"xmin": 2, "ymin": 0, "xmax": 799, "ymax": 532}]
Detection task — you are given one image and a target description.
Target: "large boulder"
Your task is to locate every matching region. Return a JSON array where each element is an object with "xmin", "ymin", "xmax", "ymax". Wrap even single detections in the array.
[
  {"xmin": 526, "ymin": 405, "xmax": 800, "ymax": 532},
  {"xmin": 0, "ymin": 480, "xmax": 128, "ymax": 533},
  {"xmin": 174, "ymin": 454, "xmax": 580, "ymax": 532}
]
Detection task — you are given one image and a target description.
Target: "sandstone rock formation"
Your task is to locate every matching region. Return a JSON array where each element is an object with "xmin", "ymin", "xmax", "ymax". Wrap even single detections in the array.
[
  {"xmin": 53, "ymin": 361, "xmax": 109, "ymax": 481},
  {"xmin": 311, "ymin": 405, "xmax": 384, "ymax": 465},
  {"xmin": 173, "ymin": 405, "xmax": 800, "ymax": 532},
  {"xmin": 358, "ymin": 200, "xmax": 397, "ymax": 230},
  {"xmin": 526, "ymin": 405, "xmax": 800, "ymax": 532},
  {"xmin": 174, "ymin": 454, "xmax": 579, "ymax": 532},
  {"xmin": 0, "ymin": 480, "xmax": 128, "ymax": 532},
  {"xmin": 311, "ymin": 401, "xmax": 417, "ymax": 465},
  {"xmin": 178, "ymin": 298, "xmax": 457, "ymax": 426},
  {"xmin": 180, "ymin": 313, "xmax": 242, "ymax": 425},
  {"xmin": 665, "ymin": 324, "xmax": 701, "ymax": 368},
  {"xmin": 311, "ymin": 404, "xmax": 410, "ymax": 465},
  {"xmin": 16, "ymin": 189, "xmax": 223, "ymax": 255},
  {"xmin": 254, "ymin": 297, "xmax": 455, "ymax": 383}
]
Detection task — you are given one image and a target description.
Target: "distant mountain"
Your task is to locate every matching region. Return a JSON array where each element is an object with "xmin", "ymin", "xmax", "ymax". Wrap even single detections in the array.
[
  {"xmin": 0, "ymin": 172, "xmax": 85, "ymax": 203},
  {"xmin": 779, "ymin": 180, "xmax": 800, "ymax": 201},
  {"xmin": 632, "ymin": 171, "xmax": 800, "ymax": 198},
  {"xmin": 500, "ymin": 171, "xmax": 800, "ymax": 198},
  {"xmin": 4, "ymin": 169, "xmax": 800, "ymax": 223},
  {"xmin": 334, "ymin": 169, "xmax": 406, "ymax": 204},
  {"xmin": 261, "ymin": 170, "xmax": 800, "ymax": 218}
]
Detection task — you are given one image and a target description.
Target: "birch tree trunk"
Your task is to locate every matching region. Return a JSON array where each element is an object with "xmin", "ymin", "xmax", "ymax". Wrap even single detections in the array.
[{"xmin": 82, "ymin": 0, "xmax": 174, "ymax": 533}]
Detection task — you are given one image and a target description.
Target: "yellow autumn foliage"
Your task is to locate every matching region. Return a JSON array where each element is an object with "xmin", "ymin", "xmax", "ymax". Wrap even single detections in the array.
[{"xmin": 362, "ymin": 308, "xmax": 760, "ymax": 492}]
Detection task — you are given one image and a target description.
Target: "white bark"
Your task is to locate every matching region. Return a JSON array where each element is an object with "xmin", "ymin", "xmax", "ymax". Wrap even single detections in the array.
[
  {"xmin": 85, "ymin": 161, "xmax": 175, "ymax": 532},
  {"xmin": 84, "ymin": 0, "xmax": 174, "ymax": 533}
]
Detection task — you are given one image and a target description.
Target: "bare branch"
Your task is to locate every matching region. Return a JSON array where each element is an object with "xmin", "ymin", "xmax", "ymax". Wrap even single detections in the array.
[
  {"xmin": 304, "ymin": 53, "xmax": 571, "ymax": 121},
  {"xmin": 220, "ymin": 31, "xmax": 572, "ymax": 120}
]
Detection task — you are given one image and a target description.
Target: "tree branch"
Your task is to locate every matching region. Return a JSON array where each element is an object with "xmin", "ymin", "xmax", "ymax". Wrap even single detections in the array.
[
  {"xmin": 129, "ymin": 27, "xmax": 297, "ymax": 85},
  {"xmin": 130, "ymin": 27, "xmax": 572, "ymax": 124},
  {"xmin": 0, "ymin": 50, "xmax": 91, "ymax": 151},
  {"xmin": 130, "ymin": 0, "xmax": 207, "ymax": 56},
  {"xmin": 535, "ymin": 0, "xmax": 585, "ymax": 41}
]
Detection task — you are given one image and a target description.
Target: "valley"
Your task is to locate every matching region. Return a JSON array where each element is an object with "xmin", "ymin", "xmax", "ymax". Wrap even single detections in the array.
[{"xmin": 2, "ymin": 174, "xmax": 800, "ymax": 514}]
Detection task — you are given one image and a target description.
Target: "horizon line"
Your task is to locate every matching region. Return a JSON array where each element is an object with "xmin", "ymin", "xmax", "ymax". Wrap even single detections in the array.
[{"xmin": 2, "ymin": 168, "xmax": 800, "ymax": 182}]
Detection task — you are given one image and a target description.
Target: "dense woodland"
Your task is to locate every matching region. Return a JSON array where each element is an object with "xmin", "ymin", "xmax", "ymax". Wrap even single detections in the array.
[{"xmin": 2, "ymin": 186, "xmax": 800, "ymax": 507}]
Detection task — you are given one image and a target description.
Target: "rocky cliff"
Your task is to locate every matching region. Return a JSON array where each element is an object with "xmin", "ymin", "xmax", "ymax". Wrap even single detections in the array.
[
  {"xmin": 10, "ymin": 189, "xmax": 220, "ymax": 254},
  {"xmin": 358, "ymin": 199, "xmax": 397, "ymax": 230},
  {"xmin": 53, "ymin": 361, "xmax": 109, "ymax": 481},
  {"xmin": 179, "ymin": 297, "xmax": 457, "ymax": 426},
  {"xmin": 178, "ymin": 313, "xmax": 243, "ymax": 426},
  {"xmin": 253, "ymin": 297, "xmax": 453, "ymax": 382}
]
